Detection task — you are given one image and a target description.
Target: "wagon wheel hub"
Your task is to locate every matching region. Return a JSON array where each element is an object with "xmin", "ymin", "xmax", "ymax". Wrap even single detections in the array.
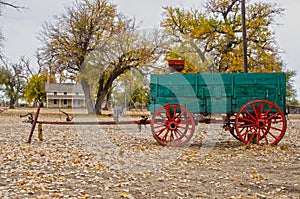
[
  {"xmin": 256, "ymin": 119, "xmax": 266, "ymax": 129},
  {"xmin": 168, "ymin": 121, "xmax": 177, "ymax": 130}
]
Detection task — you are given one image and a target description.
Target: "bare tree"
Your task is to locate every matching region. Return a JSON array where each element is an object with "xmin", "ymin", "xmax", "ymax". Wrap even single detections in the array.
[
  {"xmin": 0, "ymin": 1, "xmax": 24, "ymax": 56},
  {"xmin": 0, "ymin": 1, "xmax": 22, "ymax": 9}
]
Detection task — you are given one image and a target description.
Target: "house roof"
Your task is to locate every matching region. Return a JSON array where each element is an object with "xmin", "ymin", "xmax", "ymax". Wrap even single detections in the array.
[{"xmin": 45, "ymin": 83, "xmax": 84, "ymax": 93}]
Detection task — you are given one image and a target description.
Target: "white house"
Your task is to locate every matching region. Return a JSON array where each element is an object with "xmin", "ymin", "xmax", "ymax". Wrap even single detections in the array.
[{"xmin": 45, "ymin": 83, "xmax": 86, "ymax": 108}]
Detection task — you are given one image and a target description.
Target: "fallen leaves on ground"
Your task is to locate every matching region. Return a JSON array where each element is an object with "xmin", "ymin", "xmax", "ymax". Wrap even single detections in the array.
[{"xmin": 0, "ymin": 109, "xmax": 299, "ymax": 198}]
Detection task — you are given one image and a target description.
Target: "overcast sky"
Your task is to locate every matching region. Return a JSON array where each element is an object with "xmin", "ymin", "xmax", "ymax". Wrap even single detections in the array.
[{"xmin": 1, "ymin": 0, "xmax": 299, "ymax": 100}]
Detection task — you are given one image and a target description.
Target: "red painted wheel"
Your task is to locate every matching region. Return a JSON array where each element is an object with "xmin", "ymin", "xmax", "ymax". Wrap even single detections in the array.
[
  {"xmin": 151, "ymin": 104, "xmax": 195, "ymax": 147},
  {"xmin": 228, "ymin": 125, "xmax": 242, "ymax": 142},
  {"xmin": 235, "ymin": 100, "xmax": 286, "ymax": 145}
]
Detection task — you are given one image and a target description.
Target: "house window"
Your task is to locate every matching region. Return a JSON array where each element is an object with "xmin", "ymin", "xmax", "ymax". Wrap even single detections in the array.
[
  {"xmin": 64, "ymin": 99, "xmax": 68, "ymax": 105},
  {"xmin": 54, "ymin": 99, "xmax": 57, "ymax": 104},
  {"xmin": 64, "ymin": 92, "xmax": 67, "ymax": 95},
  {"xmin": 54, "ymin": 92, "xmax": 57, "ymax": 95},
  {"xmin": 76, "ymin": 92, "xmax": 79, "ymax": 95}
]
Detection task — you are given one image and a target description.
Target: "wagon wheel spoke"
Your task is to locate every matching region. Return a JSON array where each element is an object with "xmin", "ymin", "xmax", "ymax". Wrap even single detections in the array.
[
  {"xmin": 269, "ymin": 125, "xmax": 284, "ymax": 132},
  {"xmin": 243, "ymin": 109, "xmax": 256, "ymax": 121},
  {"xmin": 267, "ymin": 130, "xmax": 279, "ymax": 140},
  {"xmin": 151, "ymin": 104, "xmax": 195, "ymax": 147},
  {"xmin": 230, "ymin": 125, "xmax": 246, "ymax": 142},
  {"xmin": 177, "ymin": 125, "xmax": 193, "ymax": 137},
  {"xmin": 153, "ymin": 124, "xmax": 166, "ymax": 129},
  {"xmin": 257, "ymin": 129, "xmax": 262, "ymax": 144},
  {"xmin": 258, "ymin": 102, "xmax": 264, "ymax": 119},
  {"xmin": 261, "ymin": 128, "xmax": 269, "ymax": 145},
  {"xmin": 179, "ymin": 117, "xmax": 193, "ymax": 124},
  {"xmin": 246, "ymin": 128, "xmax": 259, "ymax": 144},
  {"xmin": 268, "ymin": 118, "xmax": 285, "ymax": 124},
  {"xmin": 240, "ymin": 126, "xmax": 256, "ymax": 141},
  {"xmin": 251, "ymin": 103, "xmax": 259, "ymax": 119},
  {"xmin": 160, "ymin": 129, "xmax": 170, "ymax": 142},
  {"xmin": 175, "ymin": 128, "xmax": 189, "ymax": 140},
  {"xmin": 166, "ymin": 108, "xmax": 172, "ymax": 120},
  {"xmin": 173, "ymin": 106, "xmax": 177, "ymax": 119},
  {"xmin": 172, "ymin": 129, "xmax": 181, "ymax": 141},
  {"xmin": 154, "ymin": 126, "xmax": 168, "ymax": 137},
  {"xmin": 239, "ymin": 123, "xmax": 255, "ymax": 128},
  {"xmin": 263, "ymin": 103, "xmax": 273, "ymax": 118},
  {"xmin": 239, "ymin": 126, "xmax": 255, "ymax": 137},
  {"xmin": 236, "ymin": 115, "xmax": 253, "ymax": 123},
  {"xmin": 235, "ymin": 100, "xmax": 286, "ymax": 145},
  {"xmin": 266, "ymin": 112, "xmax": 280, "ymax": 121},
  {"xmin": 157, "ymin": 113, "xmax": 167, "ymax": 122}
]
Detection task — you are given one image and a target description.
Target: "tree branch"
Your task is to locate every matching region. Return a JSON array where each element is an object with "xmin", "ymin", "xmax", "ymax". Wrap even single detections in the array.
[{"xmin": 0, "ymin": 1, "xmax": 23, "ymax": 10}]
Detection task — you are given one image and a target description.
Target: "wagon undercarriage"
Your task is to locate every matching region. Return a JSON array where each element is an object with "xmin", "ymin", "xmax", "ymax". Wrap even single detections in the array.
[
  {"xmin": 151, "ymin": 99, "xmax": 286, "ymax": 147},
  {"xmin": 26, "ymin": 100, "xmax": 287, "ymax": 147}
]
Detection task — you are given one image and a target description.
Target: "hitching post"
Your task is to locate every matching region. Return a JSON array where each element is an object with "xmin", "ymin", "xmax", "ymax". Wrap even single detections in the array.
[{"xmin": 27, "ymin": 103, "xmax": 41, "ymax": 143}]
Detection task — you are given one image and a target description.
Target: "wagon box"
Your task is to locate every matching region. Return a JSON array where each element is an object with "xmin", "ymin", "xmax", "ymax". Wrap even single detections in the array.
[
  {"xmin": 148, "ymin": 73, "xmax": 286, "ymax": 114},
  {"xmin": 148, "ymin": 72, "xmax": 287, "ymax": 146}
]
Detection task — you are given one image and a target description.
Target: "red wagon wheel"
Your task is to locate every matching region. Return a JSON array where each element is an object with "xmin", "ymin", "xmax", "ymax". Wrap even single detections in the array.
[
  {"xmin": 151, "ymin": 104, "xmax": 195, "ymax": 147},
  {"xmin": 230, "ymin": 113, "xmax": 270, "ymax": 142},
  {"xmin": 235, "ymin": 100, "xmax": 286, "ymax": 145},
  {"xmin": 228, "ymin": 125, "xmax": 242, "ymax": 142}
]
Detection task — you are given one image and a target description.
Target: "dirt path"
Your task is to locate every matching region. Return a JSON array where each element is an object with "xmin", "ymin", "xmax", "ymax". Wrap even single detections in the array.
[{"xmin": 0, "ymin": 108, "xmax": 299, "ymax": 198}]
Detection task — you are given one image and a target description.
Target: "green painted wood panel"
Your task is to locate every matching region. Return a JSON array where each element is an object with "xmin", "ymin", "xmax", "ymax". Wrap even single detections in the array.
[{"xmin": 148, "ymin": 73, "xmax": 286, "ymax": 114}]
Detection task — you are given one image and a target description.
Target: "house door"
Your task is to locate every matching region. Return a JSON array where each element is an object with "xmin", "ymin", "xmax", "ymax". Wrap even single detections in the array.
[{"xmin": 73, "ymin": 99, "xmax": 81, "ymax": 108}]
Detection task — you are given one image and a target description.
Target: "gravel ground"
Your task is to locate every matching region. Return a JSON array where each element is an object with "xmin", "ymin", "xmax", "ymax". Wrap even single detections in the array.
[{"xmin": 0, "ymin": 108, "xmax": 299, "ymax": 199}]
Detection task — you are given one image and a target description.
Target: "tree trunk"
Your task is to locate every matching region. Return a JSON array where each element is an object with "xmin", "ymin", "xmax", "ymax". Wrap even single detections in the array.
[
  {"xmin": 9, "ymin": 98, "xmax": 16, "ymax": 109},
  {"xmin": 103, "ymin": 89, "xmax": 112, "ymax": 110},
  {"xmin": 81, "ymin": 78, "xmax": 96, "ymax": 114},
  {"xmin": 95, "ymin": 90, "xmax": 107, "ymax": 115}
]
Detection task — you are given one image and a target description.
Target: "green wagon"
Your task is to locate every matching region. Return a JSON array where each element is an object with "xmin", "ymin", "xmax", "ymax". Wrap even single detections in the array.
[{"xmin": 148, "ymin": 73, "xmax": 287, "ymax": 146}]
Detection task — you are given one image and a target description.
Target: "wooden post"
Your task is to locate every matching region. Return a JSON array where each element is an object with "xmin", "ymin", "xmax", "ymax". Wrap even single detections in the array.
[
  {"xmin": 241, "ymin": 0, "xmax": 248, "ymax": 73},
  {"xmin": 38, "ymin": 123, "xmax": 43, "ymax": 141}
]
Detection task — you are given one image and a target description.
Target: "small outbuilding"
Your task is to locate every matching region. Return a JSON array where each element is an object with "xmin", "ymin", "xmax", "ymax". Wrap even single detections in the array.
[{"xmin": 288, "ymin": 105, "xmax": 300, "ymax": 114}]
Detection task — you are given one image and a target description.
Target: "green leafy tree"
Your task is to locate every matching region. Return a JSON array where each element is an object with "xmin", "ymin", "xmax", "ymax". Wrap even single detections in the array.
[
  {"xmin": 286, "ymin": 70, "xmax": 298, "ymax": 105},
  {"xmin": 23, "ymin": 73, "xmax": 54, "ymax": 106},
  {"xmin": 129, "ymin": 86, "xmax": 150, "ymax": 109},
  {"xmin": 112, "ymin": 68, "xmax": 150, "ymax": 109}
]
